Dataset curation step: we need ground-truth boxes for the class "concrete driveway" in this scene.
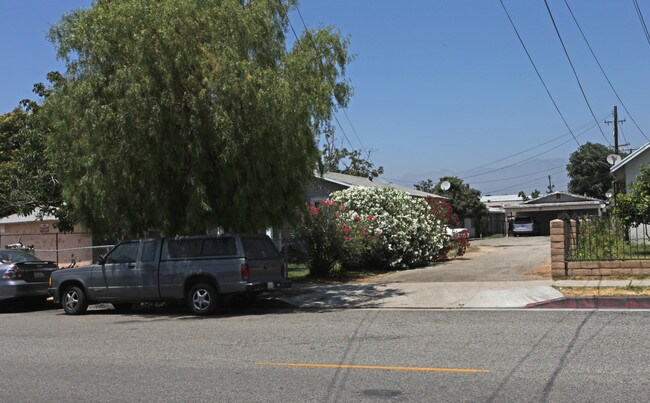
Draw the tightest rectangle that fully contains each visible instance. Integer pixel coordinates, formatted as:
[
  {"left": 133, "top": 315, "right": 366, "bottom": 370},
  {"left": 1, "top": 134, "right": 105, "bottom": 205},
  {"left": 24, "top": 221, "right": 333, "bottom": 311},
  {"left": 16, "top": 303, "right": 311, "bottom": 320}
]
[{"left": 363, "top": 236, "right": 551, "bottom": 283}]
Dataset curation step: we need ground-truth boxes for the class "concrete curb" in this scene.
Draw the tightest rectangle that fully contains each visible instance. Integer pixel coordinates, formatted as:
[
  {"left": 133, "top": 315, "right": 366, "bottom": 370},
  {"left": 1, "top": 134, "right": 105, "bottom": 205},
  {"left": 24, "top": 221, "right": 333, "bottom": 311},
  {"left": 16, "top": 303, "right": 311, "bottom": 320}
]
[{"left": 527, "top": 296, "right": 650, "bottom": 309}]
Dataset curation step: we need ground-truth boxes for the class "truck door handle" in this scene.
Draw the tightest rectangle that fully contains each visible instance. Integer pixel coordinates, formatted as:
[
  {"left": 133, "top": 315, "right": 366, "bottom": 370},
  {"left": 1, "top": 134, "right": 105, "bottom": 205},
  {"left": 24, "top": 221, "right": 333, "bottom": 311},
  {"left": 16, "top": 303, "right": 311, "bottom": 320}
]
[
  {"left": 263, "top": 265, "right": 269, "bottom": 270},
  {"left": 127, "top": 263, "right": 136, "bottom": 269}
]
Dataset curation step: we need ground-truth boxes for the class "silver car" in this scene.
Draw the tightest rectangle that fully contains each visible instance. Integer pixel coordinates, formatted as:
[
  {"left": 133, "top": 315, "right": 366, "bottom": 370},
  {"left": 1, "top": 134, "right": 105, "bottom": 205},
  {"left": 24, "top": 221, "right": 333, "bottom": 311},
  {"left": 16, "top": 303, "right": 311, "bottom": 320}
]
[
  {"left": 512, "top": 216, "right": 540, "bottom": 236},
  {"left": 0, "top": 249, "right": 58, "bottom": 304}
]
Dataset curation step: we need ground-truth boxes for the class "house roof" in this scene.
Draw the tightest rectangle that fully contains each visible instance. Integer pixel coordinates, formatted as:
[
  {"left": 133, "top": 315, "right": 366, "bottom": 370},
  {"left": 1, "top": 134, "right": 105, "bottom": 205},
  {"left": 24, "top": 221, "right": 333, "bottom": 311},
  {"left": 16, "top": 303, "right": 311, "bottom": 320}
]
[
  {"left": 0, "top": 211, "right": 57, "bottom": 224},
  {"left": 521, "top": 191, "right": 603, "bottom": 205},
  {"left": 317, "top": 172, "right": 446, "bottom": 199},
  {"left": 503, "top": 191, "right": 604, "bottom": 212},
  {"left": 481, "top": 194, "right": 524, "bottom": 204},
  {"left": 610, "top": 142, "right": 650, "bottom": 174}
]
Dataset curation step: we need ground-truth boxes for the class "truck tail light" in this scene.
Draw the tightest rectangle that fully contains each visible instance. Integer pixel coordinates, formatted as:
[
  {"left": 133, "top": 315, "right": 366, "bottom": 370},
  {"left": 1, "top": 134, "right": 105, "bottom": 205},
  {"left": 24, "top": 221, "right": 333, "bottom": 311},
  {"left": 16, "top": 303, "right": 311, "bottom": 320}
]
[
  {"left": 281, "top": 263, "right": 287, "bottom": 279},
  {"left": 2, "top": 266, "right": 21, "bottom": 279},
  {"left": 241, "top": 263, "right": 249, "bottom": 281}
]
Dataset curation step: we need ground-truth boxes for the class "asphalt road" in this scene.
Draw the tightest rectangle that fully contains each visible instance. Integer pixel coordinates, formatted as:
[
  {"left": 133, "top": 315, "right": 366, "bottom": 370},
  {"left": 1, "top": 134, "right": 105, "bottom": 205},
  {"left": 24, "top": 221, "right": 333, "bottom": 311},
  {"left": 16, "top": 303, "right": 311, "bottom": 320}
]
[
  {"left": 2, "top": 303, "right": 649, "bottom": 402},
  {"left": 370, "top": 236, "right": 551, "bottom": 283}
]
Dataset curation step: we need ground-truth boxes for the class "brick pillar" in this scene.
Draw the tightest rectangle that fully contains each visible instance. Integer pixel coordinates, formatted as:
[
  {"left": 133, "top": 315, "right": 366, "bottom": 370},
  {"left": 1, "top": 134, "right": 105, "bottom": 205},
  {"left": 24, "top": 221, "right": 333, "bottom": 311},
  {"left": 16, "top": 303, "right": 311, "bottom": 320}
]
[{"left": 550, "top": 219, "right": 566, "bottom": 277}]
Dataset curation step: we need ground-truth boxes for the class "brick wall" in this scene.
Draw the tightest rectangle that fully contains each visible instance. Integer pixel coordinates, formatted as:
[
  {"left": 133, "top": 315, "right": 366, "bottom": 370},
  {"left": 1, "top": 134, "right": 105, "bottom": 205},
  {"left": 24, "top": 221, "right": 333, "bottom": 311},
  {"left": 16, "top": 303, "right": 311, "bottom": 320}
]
[{"left": 550, "top": 219, "right": 650, "bottom": 277}]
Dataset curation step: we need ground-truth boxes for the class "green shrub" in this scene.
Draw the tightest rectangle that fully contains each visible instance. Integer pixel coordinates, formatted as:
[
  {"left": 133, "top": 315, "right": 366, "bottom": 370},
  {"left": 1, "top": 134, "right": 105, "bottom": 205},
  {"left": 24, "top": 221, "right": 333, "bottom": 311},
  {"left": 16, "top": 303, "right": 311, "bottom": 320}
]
[{"left": 295, "top": 200, "right": 345, "bottom": 277}]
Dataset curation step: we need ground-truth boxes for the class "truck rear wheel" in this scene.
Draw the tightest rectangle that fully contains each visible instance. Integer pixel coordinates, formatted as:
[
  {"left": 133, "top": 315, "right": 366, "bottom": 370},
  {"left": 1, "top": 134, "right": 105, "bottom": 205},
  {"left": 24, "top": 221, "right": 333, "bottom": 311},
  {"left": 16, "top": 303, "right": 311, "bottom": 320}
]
[{"left": 187, "top": 283, "right": 218, "bottom": 315}]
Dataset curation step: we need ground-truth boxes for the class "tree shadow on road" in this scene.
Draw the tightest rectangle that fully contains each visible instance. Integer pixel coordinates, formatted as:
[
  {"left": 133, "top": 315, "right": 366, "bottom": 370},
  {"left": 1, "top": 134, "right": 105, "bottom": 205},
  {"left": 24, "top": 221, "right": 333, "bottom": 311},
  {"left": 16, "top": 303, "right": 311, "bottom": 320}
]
[
  {"left": 280, "top": 283, "right": 408, "bottom": 309},
  {"left": 42, "top": 284, "right": 407, "bottom": 322}
]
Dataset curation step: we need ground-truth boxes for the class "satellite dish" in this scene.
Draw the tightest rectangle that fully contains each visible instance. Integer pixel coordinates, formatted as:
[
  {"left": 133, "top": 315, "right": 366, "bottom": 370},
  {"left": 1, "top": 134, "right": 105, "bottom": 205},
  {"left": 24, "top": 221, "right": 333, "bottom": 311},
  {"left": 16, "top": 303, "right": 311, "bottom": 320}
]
[
  {"left": 440, "top": 181, "right": 451, "bottom": 191},
  {"left": 607, "top": 154, "right": 622, "bottom": 166}
]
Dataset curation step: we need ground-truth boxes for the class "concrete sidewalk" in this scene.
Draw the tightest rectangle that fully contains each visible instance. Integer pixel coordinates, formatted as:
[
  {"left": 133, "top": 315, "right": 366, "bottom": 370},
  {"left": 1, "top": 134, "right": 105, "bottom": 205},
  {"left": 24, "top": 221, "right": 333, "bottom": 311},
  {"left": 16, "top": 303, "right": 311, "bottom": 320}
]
[{"left": 280, "top": 280, "right": 650, "bottom": 310}]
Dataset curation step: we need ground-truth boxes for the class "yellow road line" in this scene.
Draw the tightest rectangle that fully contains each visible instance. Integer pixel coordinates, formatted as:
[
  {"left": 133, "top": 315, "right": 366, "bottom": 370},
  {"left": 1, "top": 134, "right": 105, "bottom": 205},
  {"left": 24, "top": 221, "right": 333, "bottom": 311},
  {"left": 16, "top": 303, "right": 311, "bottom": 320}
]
[{"left": 256, "top": 362, "right": 491, "bottom": 373}]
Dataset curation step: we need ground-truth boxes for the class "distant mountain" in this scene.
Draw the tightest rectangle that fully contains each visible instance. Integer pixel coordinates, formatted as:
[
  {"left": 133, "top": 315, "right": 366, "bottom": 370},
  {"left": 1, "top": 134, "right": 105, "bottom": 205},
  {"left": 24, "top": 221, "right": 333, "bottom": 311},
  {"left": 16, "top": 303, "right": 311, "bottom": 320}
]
[{"left": 393, "top": 158, "right": 569, "bottom": 196}]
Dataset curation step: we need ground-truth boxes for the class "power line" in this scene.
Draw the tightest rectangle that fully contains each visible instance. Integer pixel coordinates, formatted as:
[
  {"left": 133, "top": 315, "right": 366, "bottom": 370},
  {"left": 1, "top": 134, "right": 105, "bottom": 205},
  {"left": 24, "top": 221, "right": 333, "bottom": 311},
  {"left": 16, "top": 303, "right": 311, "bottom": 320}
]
[
  {"left": 619, "top": 121, "right": 630, "bottom": 149},
  {"left": 383, "top": 117, "right": 604, "bottom": 186},
  {"left": 457, "top": 116, "right": 606, "bottom": 176},
  {"left": 563, "top": 0, "right": 649, "bottom": 142},
  {"left": 461, "top": 119, "right": 598, "bottom": 180},
  {"left": 483, "top": 167, "right": 568, "bottom": 194},
  {"left": 543, "top": 0, "right": 611, "bottom": 146},
  {"left": 383, "top": 164, "right": 567, "bottom": 186},
  {"left": 295, "top": 5, "right": 372, "bottom": 161},
  {"left": 633, "top": 0, "right": 650, "bottom": 48},
  {"left": 469, "top": 164, "right": 567, "bottom": 184},
  {"left": 499, "top": 0, "right": 580, "bottom": 147},
  {"left": 287, "top": 14, "right": 356, "bottom": 152}
]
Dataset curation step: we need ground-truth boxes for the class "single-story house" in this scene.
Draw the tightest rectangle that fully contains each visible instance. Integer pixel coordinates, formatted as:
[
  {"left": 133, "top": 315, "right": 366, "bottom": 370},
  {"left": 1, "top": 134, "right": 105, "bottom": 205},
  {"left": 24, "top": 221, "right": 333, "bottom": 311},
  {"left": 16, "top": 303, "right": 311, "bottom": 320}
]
[
  {"left": 503, "top": 192, "right": 606, "bottom": 236},
  {"left": 481, "top": 194, "right": 526, "bottom": 236},
  {"left": 270, "top": 172, "right": 450, "bottom": 246},
  {"left": 611, "top": 141, "right": 650, "bottom": 192},
  {"left": 0, "top": 212, "right": 93, "bottom": 267},
  {"left": 307, "top": 171, "right": 445, "bottom": 203},
  {"left": 610, "top": 142, "right": 650, "bottom": 242}
]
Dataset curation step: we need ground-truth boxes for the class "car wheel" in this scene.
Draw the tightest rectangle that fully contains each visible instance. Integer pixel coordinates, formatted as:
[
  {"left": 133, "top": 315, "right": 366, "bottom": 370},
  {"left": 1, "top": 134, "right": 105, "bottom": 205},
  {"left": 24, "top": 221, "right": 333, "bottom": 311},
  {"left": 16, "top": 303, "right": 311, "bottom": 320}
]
[
  {"left": 62, "top": 286, "right": 88, "bottom": 315},
  {"left": 187, "top": 283, "right": 218, "bottom": 315}
]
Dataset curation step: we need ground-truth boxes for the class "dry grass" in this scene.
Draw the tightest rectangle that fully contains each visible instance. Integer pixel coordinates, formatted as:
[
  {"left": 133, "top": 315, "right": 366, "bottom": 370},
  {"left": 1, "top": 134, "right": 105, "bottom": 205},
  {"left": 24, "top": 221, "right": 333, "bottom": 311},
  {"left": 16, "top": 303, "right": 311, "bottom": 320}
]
[
  {"left": 555, "top": 286, "right": 650, "bottom": 297},
  {"left": 525, "top": 263, "right": 551, "bottom": 278}
]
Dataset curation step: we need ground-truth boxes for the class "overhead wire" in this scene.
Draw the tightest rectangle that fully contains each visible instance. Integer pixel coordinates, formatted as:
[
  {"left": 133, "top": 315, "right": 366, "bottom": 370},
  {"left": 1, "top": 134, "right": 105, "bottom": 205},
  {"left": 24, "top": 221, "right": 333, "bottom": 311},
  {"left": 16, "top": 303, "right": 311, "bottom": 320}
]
[
  {"left": 499, "top": 0, "right": 581, "bottom": 147},
  {"left": 457, "top": 115, "right": 606, "bottom": 176},
  {"left": 543, "top": 0, "right": 611, "bottom": 146},
  {"left": 383, "top": 164, "right": 566, "bottom": 186},
  {"left": 633, "top": 0, "right": 650, "bottom": 48},
  {"left": 563, "top": 0, "right": 649, "bottom": 142},
  {"left": 619, "top": 122, "right": 630, "bottom": 149},
  {"left": 483, "top": 166, "right": 568, "bottom": 194},
  {"left": 286, "top": 11, "right": 357, "bottom": 153},
  {"left": 469, "top": 164, "right": 567, "bottom": 184},
  {"left": 461, "top": 119, "right": 598, "bottom": 180},
  {"left": 382, "top": 116, "right": 605, "bottom": 186},
  {"left": 295, "top": 5, "right": 373, "bottom": 161}
]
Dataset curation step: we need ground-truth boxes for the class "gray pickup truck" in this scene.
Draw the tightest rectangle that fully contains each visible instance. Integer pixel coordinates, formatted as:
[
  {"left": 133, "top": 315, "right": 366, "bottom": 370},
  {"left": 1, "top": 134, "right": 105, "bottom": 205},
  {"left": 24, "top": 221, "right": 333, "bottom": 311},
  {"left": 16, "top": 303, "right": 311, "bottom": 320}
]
[{"left": 49, "top": 234, "right": 291, "bottom": 315}]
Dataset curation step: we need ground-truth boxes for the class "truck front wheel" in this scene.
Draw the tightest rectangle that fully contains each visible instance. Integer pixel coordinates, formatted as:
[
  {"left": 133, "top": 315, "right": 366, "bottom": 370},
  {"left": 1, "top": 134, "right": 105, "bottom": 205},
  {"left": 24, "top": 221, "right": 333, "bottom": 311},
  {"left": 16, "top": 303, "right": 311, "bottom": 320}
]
[
  {"left": 187, "top": 283, "right": 218, "bottom": 315},
  {"left": 62, "top": 286, "right": 88, "bottom": 315}
]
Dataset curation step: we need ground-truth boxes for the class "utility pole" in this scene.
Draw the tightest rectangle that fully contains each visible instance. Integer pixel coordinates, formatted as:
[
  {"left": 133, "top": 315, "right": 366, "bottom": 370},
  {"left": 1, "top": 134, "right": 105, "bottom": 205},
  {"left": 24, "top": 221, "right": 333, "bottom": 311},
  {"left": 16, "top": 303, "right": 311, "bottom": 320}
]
[
  {"left": 614, "top": 105, "right": 619, "bottom": 154},
  {"left": 605, "top": 106, "right": 627, "bottom": 200},
  {"left": 547, "top": 175, "right": 555, "bottom": 194},
  {"left": 605, "top": 106, "right": 627, "bottom": 154}
]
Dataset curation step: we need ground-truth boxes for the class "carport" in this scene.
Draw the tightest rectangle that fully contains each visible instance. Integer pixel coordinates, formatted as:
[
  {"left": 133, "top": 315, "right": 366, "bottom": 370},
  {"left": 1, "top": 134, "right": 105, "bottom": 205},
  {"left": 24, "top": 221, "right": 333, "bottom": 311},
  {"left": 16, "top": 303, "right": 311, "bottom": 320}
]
[{"left": 503, "top": 192, "right": 606, "bottom": 236}]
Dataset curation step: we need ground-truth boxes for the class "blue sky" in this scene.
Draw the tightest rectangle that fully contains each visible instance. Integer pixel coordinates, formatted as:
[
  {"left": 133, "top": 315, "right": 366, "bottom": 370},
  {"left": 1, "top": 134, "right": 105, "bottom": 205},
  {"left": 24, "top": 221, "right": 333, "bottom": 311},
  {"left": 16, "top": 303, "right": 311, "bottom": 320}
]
[{"left": 2, "top": 1, "right": 650, "bottom": 194}]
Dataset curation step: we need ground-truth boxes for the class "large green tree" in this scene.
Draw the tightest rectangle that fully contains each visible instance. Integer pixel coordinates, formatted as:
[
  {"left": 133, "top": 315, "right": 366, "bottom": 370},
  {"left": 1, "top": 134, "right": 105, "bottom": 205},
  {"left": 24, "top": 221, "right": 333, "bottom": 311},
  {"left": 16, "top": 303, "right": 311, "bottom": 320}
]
[
  {"left": 0, "top": 75, "right": 75, "bottom": 231},
  {"left": 43, "top": 0, "right": 352, "bottom": 238},
  {"left": 0, "top": 80, "right": 70, "bottom": 226},
  {"left": 414, "top": 176, "right": 488, "bottom": 224},
  {"left": 0, "top": 107, "right": 28, "bottom": 217},
  {"left": 567, "top": 142, "right": 614, "bottom": 199}
]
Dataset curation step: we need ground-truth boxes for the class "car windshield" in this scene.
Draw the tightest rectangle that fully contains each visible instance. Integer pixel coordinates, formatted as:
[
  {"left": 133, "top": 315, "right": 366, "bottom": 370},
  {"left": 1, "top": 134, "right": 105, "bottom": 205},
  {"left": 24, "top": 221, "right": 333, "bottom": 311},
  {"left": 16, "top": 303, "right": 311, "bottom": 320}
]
[
  {"left": 0, "top": 250, "right": 42, "bottom": 264},
  {"left": 514, "top": 218, "right": 532, "bottom": 224}
]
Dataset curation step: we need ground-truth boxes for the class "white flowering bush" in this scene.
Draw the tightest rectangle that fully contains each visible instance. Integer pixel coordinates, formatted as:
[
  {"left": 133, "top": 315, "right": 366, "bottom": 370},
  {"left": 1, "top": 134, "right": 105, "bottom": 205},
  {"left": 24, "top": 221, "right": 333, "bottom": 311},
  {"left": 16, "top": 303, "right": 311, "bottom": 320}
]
[{"left": 330, "top": 187, "right": 449, "bottom": 269}]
